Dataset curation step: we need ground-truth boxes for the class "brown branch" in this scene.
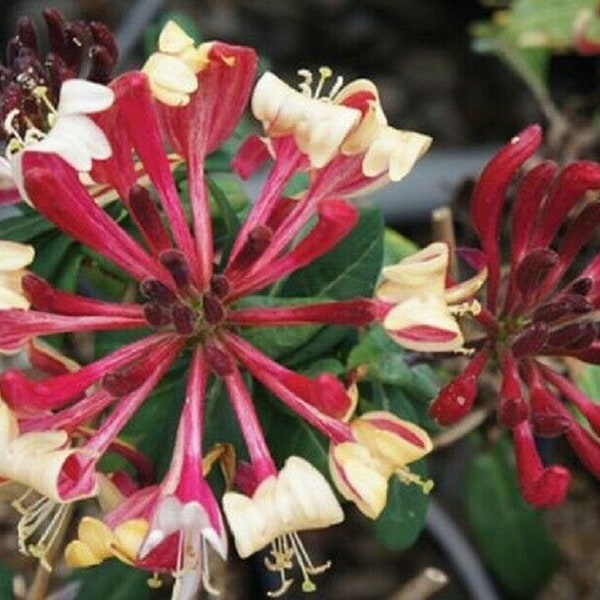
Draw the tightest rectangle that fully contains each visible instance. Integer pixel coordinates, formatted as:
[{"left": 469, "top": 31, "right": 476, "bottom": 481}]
[{"left": 389, "top": 567, "right": 449, "bottom": 600}]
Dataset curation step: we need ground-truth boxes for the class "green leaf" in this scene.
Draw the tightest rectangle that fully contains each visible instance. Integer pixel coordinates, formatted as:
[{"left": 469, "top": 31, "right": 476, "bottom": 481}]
[
  {"left": 72, "top": 559, "right": 160, "bottom": 600},
  {"left": 383, "top": 227, "right": 418, "bottom": 266},
  {"left": 206, "top": 175, "right": 244, "bottom": 264},
  {"left": 235, "top": 295, "right": 331, "bottom": 361},
  {"left": 281, "top": 205, "right": 384, "bottom": 300},
  {"left": 572, "top": 363, "right": 600, "bottom": 402},
  {"left": 349, "top": 327, "right": 440, "bottom": 403},
  {"left": 0, "top": 565, "right": 13, "bottom": 599},
  {"left": 0, "top": 211, "right": 55, "bottom": 241},
  {"left": 257, "top": 391, "right": 329, "bottom": 474},
  {"left": 372, "top": 460, "right": 430, "bottom": 551},
  {"left": 30, "top": 233, "right": 74, "bottom": 282},
  {"left": 120, "top": 363, "right": 187, "bottom": 478},
  {"left": 472, "top": 0, "right": 600, "bottom": 52},
  {"left": 465, "top": 435, "right": 560, "bottom": 598}
]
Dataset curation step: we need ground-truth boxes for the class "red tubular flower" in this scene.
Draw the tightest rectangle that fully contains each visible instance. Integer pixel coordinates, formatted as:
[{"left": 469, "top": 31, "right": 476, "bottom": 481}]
[
  {"left": 432, "top": 125, "right": 600, "bottom": 507},
  {"left": 0, "top": 19, "right": 432, "bottom": 596}
]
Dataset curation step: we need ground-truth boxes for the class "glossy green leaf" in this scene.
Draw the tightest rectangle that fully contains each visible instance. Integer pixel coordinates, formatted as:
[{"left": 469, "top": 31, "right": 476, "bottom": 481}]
[
  {"left": 0, "top": 211, "right": 55, "bottom": 241},
  {"left": 257, "top": 391, "right": 329, "bottom": 475},
  {"left": 281, "top": 205, "right": 384, "bottom": 300},
  {"left": 72, "top": 559, "right": 161, "bottom": 600},
  {"left": 372, "top": 460, "right": 430, "bottom": 551},
  {"left": 349, "top": 327, "right": 440, "bottom": 403},
  {"left": 465, "top": 436, "right": 560, "bottom": 598},
  {"left": 382, "top": 227, "right": 418, "bottom": 266}
]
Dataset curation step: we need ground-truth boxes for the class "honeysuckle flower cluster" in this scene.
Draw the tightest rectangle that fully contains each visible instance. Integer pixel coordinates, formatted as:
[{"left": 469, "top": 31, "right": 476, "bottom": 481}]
[
  {"left": 429, "top": 124, "right": 600, "bottom": 508},
  {"left": 0, "top": 9, "right": 118, "bottom": 204},
  {"left": 0, "top": 17, "right": 448, "bottom": 598}
]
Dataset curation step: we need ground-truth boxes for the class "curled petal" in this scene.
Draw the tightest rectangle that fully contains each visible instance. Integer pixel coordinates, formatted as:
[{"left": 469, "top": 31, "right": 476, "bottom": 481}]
[
  {"left": 252, "top": 71, "right": 361, "bottom": 168},
  {"left": 383, "top": 295, "right": 466, "bottom": 353},
  {"left": 223, "top": 456, "right": 343, "bottom": 558},
  {"left": 0, "top": 400, "right": 97, "bottom": 502},
  {"left": 351, "top": 411, "right": 432, "bottom": 466},
  {"left": 361, "top": 126, "right": 431, "bottom": 181},
  {"left": 329, "top": 441, "right": 389, "bottom": 519}
]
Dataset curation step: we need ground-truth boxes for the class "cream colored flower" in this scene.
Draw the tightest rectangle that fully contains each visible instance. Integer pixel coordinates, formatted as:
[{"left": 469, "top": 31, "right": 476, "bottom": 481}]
[
  {"left": 0, "top": 399, "right": 96, "bottom": 502},
  {"left": 0, "top": 241, "right": 34, "bottom": 310},
  {"left": 252, "top": 71, "right": 362, "bottom": 168},
  {"left": 329, "top": 411, "right": 433, "bottom": 520},
  {"left": 142, "top": 21, "right": 212, "bottom": 106},
  {"left": 223, "top": 456, "right": 342, "bottom": 595},
  {"left": 2, "top": 79, "right": 114, "bottom": 203},
  {"left": 377, "top": 243, "right": 485, "bottom": 353},
  {"left": 223, "top": 456, "right": 343, "bottom": 559},
  {"left": 251, "top": 68, "right": 432, "bottom": 178}
]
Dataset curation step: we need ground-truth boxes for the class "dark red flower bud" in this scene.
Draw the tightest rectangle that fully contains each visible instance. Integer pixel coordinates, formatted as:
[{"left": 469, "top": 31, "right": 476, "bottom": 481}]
[
  {"left": 206, "top": 343, "right": 235, "bottom": 376},
  {"left": 210, "top": 274, "right": 230, "bottom": 299},
  {"left": 203, "top": 292, "right": 225, "bottom": 325},
  {"left": 103, "top": 360, "right": 151, "bottom": 396},
  {"left": 159, "top": 249, "right": 193, "bottom": 292},
  {"left": 529, "top": 381, "right": 570, "bottom": 438},
  {"left": 143, "top": 302, "right": 172, "bottom": 327},
  {"left": 568, "top": 277, "right": 593, "bottom": 296},
  {"left": 172, "top": 304, "right": 196, "bottom": 335},
  {"left": 545, "top": 322, "right": 598, "bottom": 352},
  {"left": 89, "top": 21, "right": 118, "bottom": 63},
  {"left": 16, "top": 16, "right": 38, "bottom": 53},
  {"left": 498, "top": 351, "right": 529, "bottom": 428},
  {"left": 514, "top": 248, "right": 559, "bottom": 297},
  {"left": 429, "top": 350, "right": 489, "bottom": 425},
  {"left": 511, "top": 322, "right": 549, "bottom": 358},
  {"left": 129, "top": 184, "right": 172, "bottom": 255},
  {"left": 228, "top": 225, "right": 272, "bottom": 271},
  {"left": 533, "top": 295, "right": 591, "bottom": 323},
  {"left": 140, "top": 278, "right": 178, "bottom": 305}
]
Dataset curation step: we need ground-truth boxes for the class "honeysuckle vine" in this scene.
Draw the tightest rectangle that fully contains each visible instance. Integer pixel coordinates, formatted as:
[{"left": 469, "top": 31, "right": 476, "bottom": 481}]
[
  {"left": 430, "top": 125, "right": 600, "bottom": 508},
  {"left": 0, "top": 16, "right": 448, "bottom": 599},
  {"left": 5, "top": 6, "right": 600, "bottom": 599}
]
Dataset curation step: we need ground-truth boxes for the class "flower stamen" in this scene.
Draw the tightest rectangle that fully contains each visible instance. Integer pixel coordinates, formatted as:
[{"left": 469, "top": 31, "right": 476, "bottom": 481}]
[
  {"left": 264, "top": 532, "right": 331, "bottom": 597},
  {"left": 12, "top": 489, "right": 71, "bottom": 571},
  {"left": 297, "top": 66, "right": 344, "bottom": 101},
  {"left": 396, "top": 467, "right": 435, "bottom": 494}
]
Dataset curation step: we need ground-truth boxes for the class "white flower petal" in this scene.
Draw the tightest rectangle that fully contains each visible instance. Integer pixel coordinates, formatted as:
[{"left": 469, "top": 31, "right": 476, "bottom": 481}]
[
  {"left": 0, "top": 241, "right": 34, "bottom": 270},
  {"left": 57, "top": 79, "right": 115, "bottom": 115}
]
